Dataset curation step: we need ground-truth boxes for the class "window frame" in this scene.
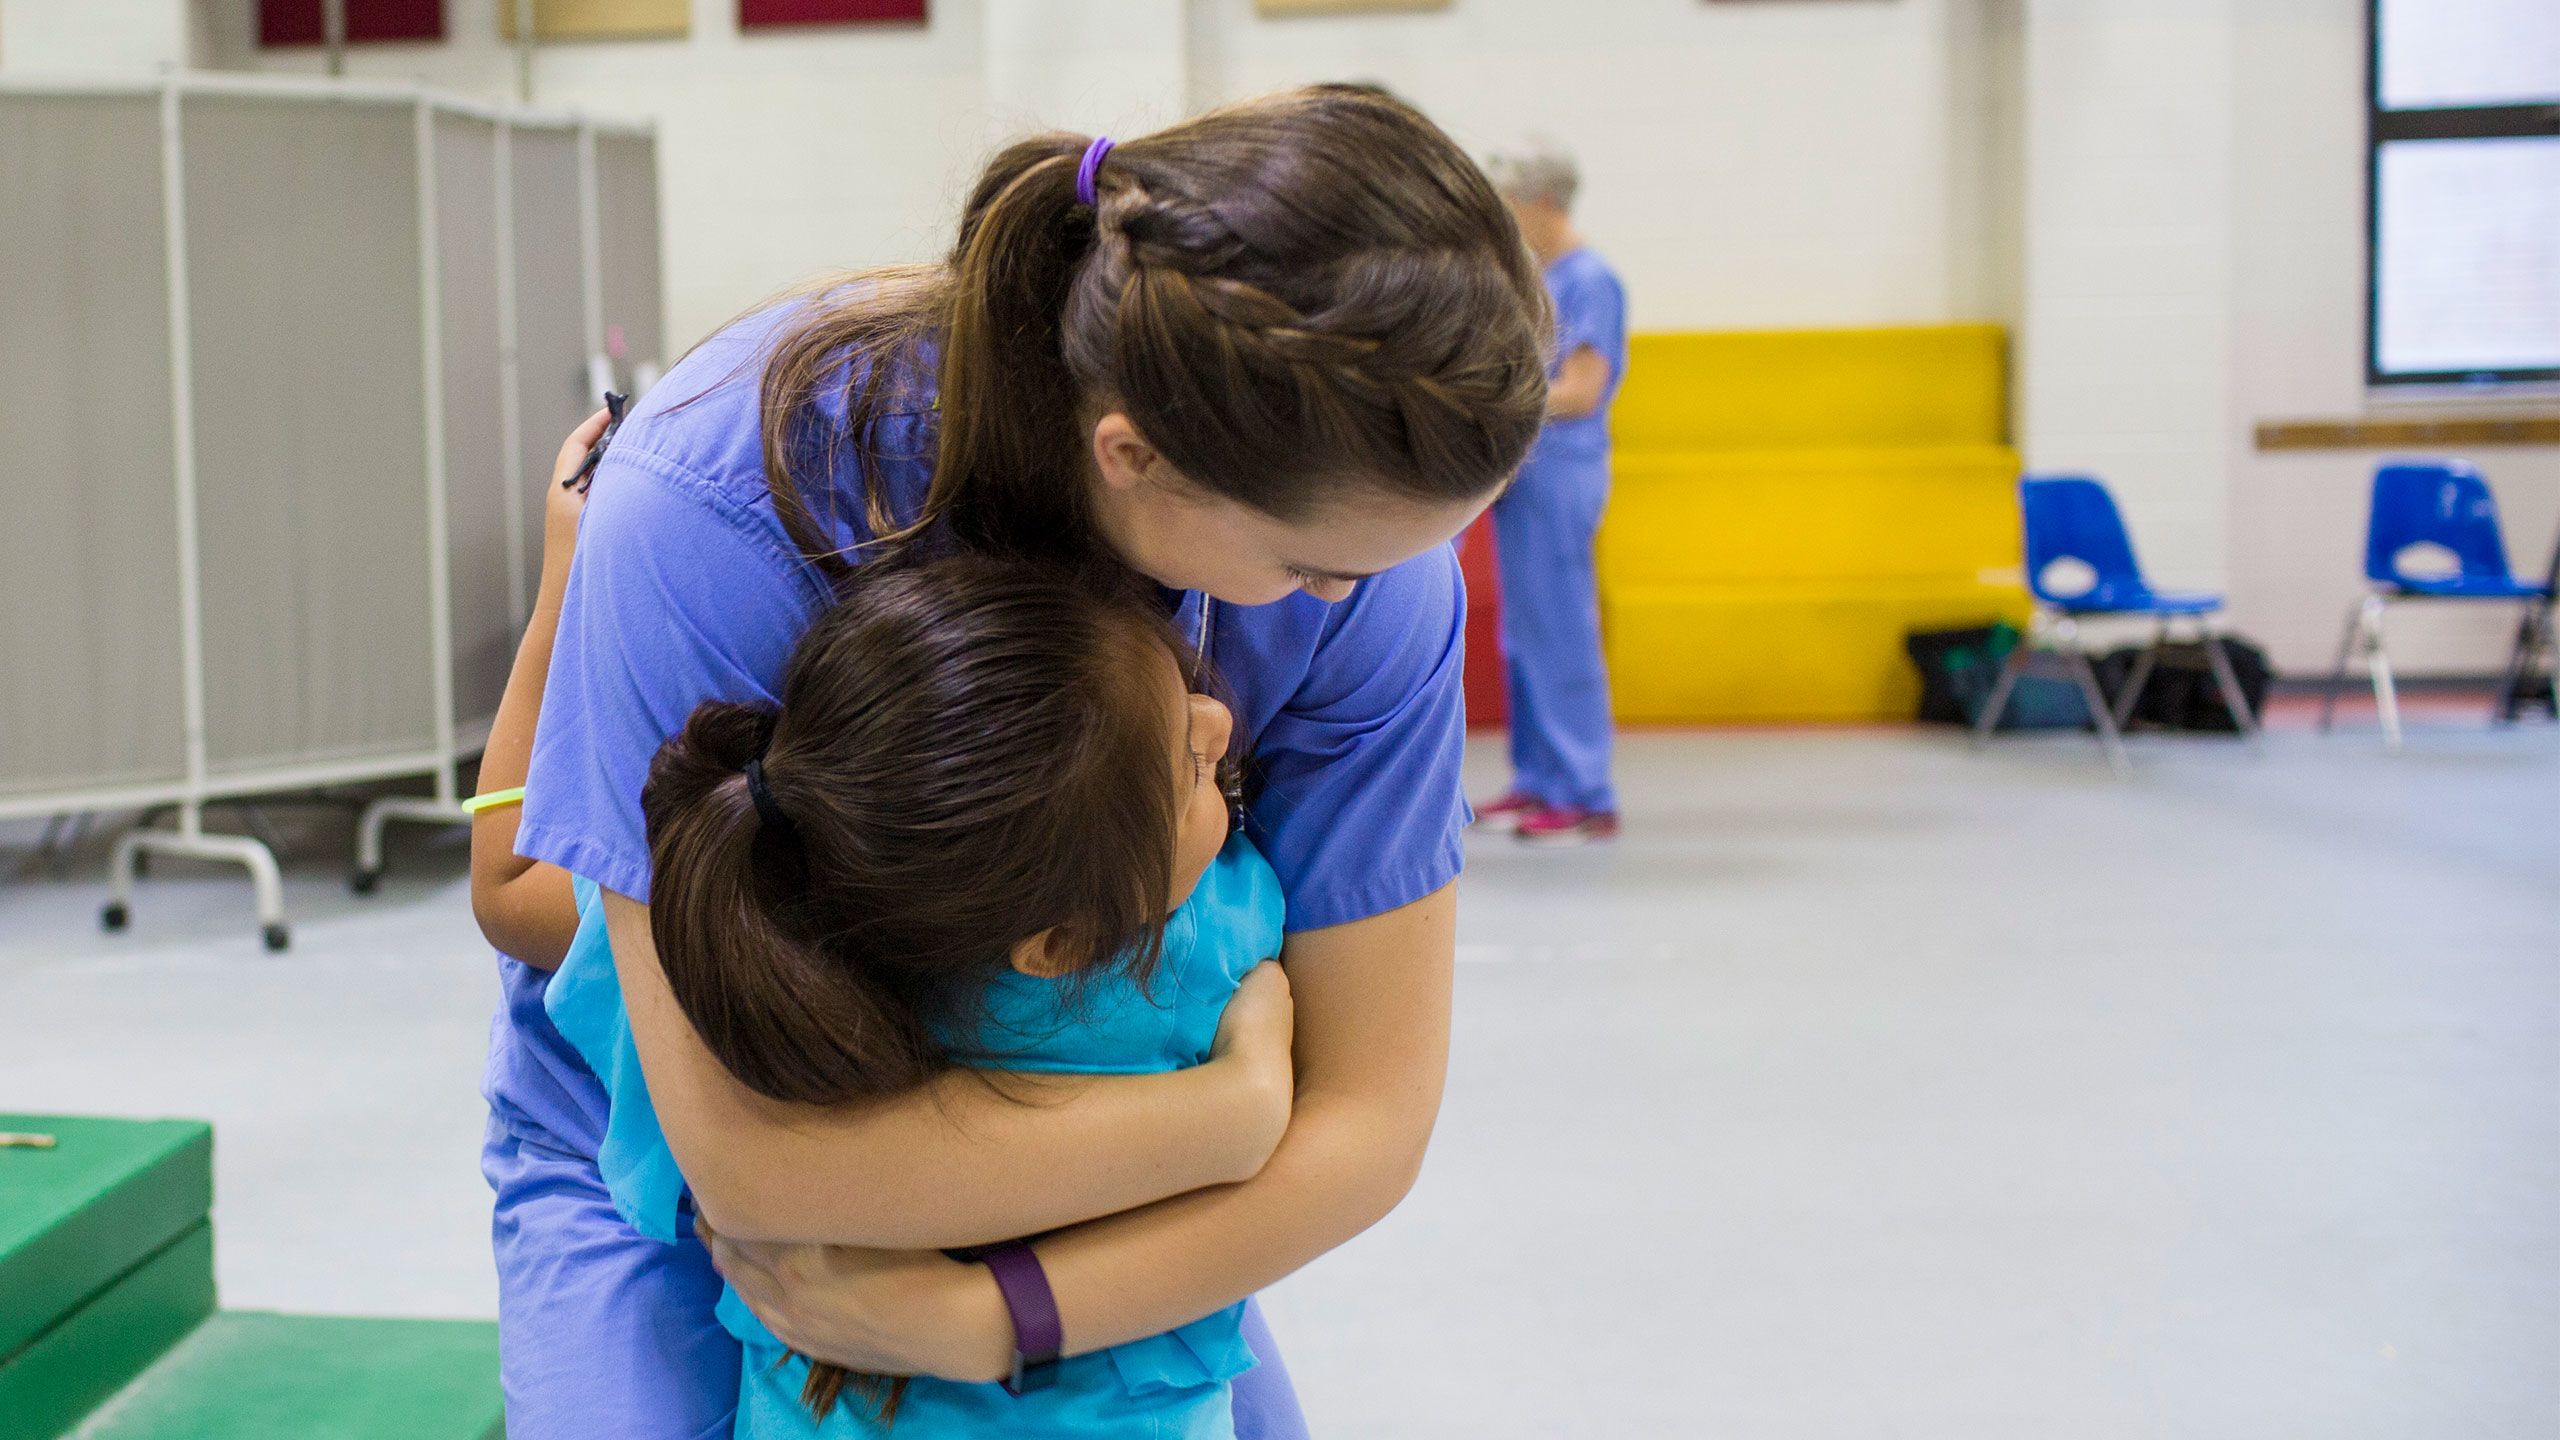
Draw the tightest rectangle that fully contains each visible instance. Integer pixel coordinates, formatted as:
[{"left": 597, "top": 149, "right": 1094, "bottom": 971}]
[{"left": 2365, "top": 0, "right": 2560, "bottom": 388}]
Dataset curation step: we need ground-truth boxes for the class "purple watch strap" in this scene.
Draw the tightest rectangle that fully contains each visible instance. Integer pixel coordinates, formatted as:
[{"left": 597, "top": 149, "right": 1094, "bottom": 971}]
[{"left": 976, "top": 1240, "right": 1063, "bottom": 1395}]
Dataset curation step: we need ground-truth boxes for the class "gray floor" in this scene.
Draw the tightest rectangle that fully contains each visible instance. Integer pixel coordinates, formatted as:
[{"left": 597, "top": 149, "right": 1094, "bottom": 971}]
[{"left": 4, "top": 726, "right": 2555, "bottom": 1437}]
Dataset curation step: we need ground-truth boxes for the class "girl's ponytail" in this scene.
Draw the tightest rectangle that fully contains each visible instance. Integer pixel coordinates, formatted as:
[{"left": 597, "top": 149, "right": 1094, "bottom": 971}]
[{"left": 642, "top": 700, "right": 940, "bottom": 1107}]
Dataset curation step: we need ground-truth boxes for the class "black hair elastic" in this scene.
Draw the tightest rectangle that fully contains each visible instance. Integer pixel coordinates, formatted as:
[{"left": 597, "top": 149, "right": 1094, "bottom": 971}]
[{"left": 742, "top": 758, "right": 795, "bottom": 842}]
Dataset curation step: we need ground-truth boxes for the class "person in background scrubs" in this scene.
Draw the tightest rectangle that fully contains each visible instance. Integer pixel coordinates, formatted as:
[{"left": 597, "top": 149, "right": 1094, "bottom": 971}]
[{"left": 1477, "top": 139, "right": 1627, "bottom": 846}]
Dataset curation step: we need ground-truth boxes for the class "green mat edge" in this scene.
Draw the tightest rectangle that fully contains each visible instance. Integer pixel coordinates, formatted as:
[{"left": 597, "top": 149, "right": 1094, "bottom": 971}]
[
  {"left": 0, "top": 1222, "right": 215, "bottom": 1440},
  {"left": 0, "top": 1117, "right": 213, "bottom": 1366},
  {"left": 70, "top": 1311, "right": 504, "bottom": 1440}
]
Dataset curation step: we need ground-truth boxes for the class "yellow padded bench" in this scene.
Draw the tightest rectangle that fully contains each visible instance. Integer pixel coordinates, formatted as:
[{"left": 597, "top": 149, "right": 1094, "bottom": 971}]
[{"left": 1599, "top": 324, "right": 2026, "bottom": 722}]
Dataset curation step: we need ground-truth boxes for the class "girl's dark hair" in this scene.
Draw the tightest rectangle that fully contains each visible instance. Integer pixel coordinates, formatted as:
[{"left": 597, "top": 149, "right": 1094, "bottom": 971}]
[
  {"left": 641, "top": 556, "right": 1190, "bottom": 1418},
  {"left": 645, "top": 556, "right": 1185, "bottom": 1105},
  {"left": 758, "top": 83, "right": 1553, "bottom": 580}
]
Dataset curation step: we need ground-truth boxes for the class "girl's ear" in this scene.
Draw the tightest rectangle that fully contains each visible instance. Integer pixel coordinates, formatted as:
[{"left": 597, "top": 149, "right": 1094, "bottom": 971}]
[
  {"left": 1090, "top": 412, "right": 1160, "bottom": 494},
  {"left": 1008, "top": 927, "right": 1078, "bottom": 978}
]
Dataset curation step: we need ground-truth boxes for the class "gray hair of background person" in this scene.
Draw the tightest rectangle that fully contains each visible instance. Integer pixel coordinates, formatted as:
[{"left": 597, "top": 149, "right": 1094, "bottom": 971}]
[{"left": 1484, "top": 139, "right": 1579, "bottom": 212}]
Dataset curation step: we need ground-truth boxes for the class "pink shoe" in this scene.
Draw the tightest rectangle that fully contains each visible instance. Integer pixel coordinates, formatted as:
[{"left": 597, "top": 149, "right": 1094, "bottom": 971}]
[
  {"left": 1470, "top": 790, "right": 1540, "bottom": 832},
  {"left": 1515, "top": 805, "right": 1621, "bottom": 847}
]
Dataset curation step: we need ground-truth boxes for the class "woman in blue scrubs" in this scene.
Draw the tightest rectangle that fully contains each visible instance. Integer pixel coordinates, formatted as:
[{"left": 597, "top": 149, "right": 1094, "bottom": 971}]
[
  {"left": 478, "top": 87, "right": 1552, "bottom": 1440},
  {"left": 1476, "top": 140, "right": 1627, "bottom": 846}
]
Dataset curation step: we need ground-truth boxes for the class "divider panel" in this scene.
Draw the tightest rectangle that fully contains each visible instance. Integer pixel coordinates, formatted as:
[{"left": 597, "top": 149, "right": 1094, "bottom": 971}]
[{"left": 182, "top": 93, "right": 436, "bottom": 776}]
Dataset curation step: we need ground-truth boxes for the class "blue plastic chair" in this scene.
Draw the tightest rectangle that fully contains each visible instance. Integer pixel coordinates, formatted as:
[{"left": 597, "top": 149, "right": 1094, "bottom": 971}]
[
  {"left": 1975, "top": 474, "right": 2259, "bottom": 771},
  {"left": 2320, "top": 460, "right": 2558, "bottom": 749}
]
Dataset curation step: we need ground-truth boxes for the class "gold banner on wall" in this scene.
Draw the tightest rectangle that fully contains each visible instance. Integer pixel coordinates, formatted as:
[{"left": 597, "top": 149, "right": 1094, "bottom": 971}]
[
  {"left": 499, "top": 0, "right": 690, "bottom": 40},
  {"left": 1254, "top": 0, "right": 1449, "bottom": 14}
]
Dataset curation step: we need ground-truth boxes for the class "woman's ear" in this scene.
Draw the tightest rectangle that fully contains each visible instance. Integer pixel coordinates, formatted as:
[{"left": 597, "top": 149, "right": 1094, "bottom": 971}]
[
  {"left": 1008, "top": 927, "right": 1078, "bottom": 978},
  {"left": 1090, "top": 412, "right": 1160, "bottom": 494}
]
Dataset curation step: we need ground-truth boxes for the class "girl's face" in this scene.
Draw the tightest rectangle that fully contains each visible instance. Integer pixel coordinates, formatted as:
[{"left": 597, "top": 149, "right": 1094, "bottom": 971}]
[
  {"left": 1161, "top": 650, "right": 1238, "bottom": 909},
  {"left": 1006, "top": 644, "right": 1235, "bottom": 982},
  {"left": 1087, "top": 413, "right": 1493, "bottom": 607}
]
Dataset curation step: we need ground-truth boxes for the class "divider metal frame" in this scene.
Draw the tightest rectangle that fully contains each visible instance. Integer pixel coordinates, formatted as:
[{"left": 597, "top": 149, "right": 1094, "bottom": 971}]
[{"left": 0, "top": 73, "right": 660, "bottom": 948}]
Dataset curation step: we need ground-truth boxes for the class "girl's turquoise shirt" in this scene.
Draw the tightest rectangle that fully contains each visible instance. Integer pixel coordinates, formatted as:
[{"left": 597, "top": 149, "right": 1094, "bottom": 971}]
[{"left": 545, "top": 832, "right": 1287, "bottom": 1439}]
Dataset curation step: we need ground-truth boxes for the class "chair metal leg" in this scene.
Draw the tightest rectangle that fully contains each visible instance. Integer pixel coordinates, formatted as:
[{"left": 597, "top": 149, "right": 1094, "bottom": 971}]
[
  {"left": 2540, "top": 598, "right": 2560, "bottom": 721},
  {"left": 2363, "top": 597, "right": 2402, "bottom": 753},
  {"left": 1970, "top": 643, "right": 2029, "bottom": 750},
  {"left": 2318, "top": 598, "right": 2362, "bottom": 733},
  {"left": 2057, "top": 626, "right": 2130, "bottom": 775},
  {"left": 2495, "top": 598, "right": 2557, "bottom": 725},
  {"left": 2201, "top": 628, "right": 2261, "bottom": 743},
  {"left": 2112, "top": 631, "right": 2161, "bottom": 731}
]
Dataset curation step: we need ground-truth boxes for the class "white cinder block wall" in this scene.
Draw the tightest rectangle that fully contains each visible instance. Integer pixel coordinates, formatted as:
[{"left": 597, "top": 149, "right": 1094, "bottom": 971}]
[
  {"left": 173, "top": 0, "right": 1985, "bottom": 346},
  {"left": 7, "top": 0, "right": 2550, "bottom": 676},
  {"left": 2012, "top": 0, "right": 2240, "bottom": 612},
  {"left": 2001, "top": 0, "right": 2557, "bottom": 674},
  {"left": 2224, "top": 0, "right": 2560, "bottom": 676},
  {"left": 1189, "top": 0, "right": 1983, "bottom": 331},
  {"left": 185, "top": 3, "right": 1003, "bottom": 360}
]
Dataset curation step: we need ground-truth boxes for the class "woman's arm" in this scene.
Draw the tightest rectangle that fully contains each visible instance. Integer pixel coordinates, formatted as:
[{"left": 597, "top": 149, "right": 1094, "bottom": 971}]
[
  {"left": 470, "top": 409, "right": 609, "bottom": 969},
  {"left": 603, "top": 891, "right": 1297, "bottom": 1251},
  {"left": 708, "top": 885, "right": 1457, "bottom": 1380},
  {"left": 1546, "top": 345, "right": 1611, "bottom": 420}
]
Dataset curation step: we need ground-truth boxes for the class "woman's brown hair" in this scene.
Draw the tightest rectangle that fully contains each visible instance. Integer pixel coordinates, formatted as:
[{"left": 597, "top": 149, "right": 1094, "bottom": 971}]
[
  {"left": 642, "top": 556, "right": 1191, "bottom": 1419},
  {"left": 757, "top": 84, "right": 1553, "bottom": 579}
]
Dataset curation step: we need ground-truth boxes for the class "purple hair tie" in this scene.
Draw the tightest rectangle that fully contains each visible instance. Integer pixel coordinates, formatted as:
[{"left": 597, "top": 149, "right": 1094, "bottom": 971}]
[{"left": 1076, "top": 136, "right": 1115, "bottom": 207}]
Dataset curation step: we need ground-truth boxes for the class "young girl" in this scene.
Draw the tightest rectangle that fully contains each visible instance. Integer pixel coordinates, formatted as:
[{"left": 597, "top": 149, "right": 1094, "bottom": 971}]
[
  {"left": 479, "top": 443, "right": 1296, "bottom": 1437},
  {"left": 481, "top": 86, "right": 1551, "bottom": 1440}
]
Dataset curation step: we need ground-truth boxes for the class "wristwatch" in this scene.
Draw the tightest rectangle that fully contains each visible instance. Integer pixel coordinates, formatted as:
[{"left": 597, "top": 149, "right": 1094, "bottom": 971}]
[{"left": 956, "top": 1240, "right": 1062, "bottom": 1395}]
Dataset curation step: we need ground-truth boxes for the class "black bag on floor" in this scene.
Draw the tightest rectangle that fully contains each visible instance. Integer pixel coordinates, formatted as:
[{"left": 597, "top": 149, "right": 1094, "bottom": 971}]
[
  {"left": 2093, "top": 637, "right": 2271, "bottom": 732},
  {"left": 1904, "top": 622, "right": 2092, "bottom": 731}
]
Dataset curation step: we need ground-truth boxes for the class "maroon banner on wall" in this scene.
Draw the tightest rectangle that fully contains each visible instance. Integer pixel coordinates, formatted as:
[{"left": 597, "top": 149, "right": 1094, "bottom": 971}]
[
  {"left": 740, "top": 0, "right": 926, "bottom": 27},
  {"left": 259, "top": 0, "right": 444, "bottom": 46}
]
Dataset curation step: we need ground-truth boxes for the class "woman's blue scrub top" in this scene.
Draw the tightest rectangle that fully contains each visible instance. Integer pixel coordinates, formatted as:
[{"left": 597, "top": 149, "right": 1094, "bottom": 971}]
[{"left": 483, "top": 300, "right": 1472, "bottom": 1170}]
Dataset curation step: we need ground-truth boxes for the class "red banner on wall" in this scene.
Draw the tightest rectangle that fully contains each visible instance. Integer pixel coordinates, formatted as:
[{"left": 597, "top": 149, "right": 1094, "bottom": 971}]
[
  {"left": 1458, "top": 514, "right": 1507, "bottom": 729},
  {"left": 740, "top": 0, "right": 926, "bottom": 26},
  {"left": 259, "top": 0, "right": 444, "bottom": 46}
]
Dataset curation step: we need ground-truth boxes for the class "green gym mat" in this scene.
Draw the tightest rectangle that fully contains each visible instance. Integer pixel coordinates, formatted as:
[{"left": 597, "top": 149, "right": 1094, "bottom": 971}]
[
  {"left": 66, "top": 1311, "right": 505, "bottom": 1440},
  {"left": 0, "top": 1224, "right": 215, "bottom": 1440},
  {"left": 0, "top": 1116, "right": 211, "bottom": 1366}
]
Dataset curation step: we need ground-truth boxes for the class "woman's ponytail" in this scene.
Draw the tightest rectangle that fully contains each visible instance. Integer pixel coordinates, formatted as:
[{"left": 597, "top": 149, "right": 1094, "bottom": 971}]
[
  {"left": 642, "top": 700, "right": 940, "bottom": 1107},
  {"left": 925, "top": 133, "right": 1101, "bottom": 561}
]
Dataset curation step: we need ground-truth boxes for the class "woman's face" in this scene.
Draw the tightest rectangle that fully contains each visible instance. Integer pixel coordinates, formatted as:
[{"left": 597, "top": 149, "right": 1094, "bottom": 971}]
[{"left": 1087, "top": 413, "right": 1493, "bottom": 608}]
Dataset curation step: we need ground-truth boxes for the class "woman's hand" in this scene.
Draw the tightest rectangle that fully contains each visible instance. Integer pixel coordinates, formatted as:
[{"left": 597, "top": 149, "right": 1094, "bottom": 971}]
[
  {"left": 1208, "top": 960, "right": 1295, "bottom": 1179},
  {"left": 700, "top": 1220, "right": 1013, "bottom": 1383},
  {"left": 539, "top": 407, "right": 610, "bottom": 595},
  {"left": 696, "top": 966, "right": 1294, "bottom": 1379}
]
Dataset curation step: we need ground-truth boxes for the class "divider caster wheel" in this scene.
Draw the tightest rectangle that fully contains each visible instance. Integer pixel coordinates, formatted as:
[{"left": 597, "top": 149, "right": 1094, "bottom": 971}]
[
  {"left": 350, "top": 868, "right": 382, "bottom": 896},
  {"left": 263, "top": 923, "right": 291, "bottom": 953},
  {"left": 101, "top": 901, "right": 130, "bottom": 933}
]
